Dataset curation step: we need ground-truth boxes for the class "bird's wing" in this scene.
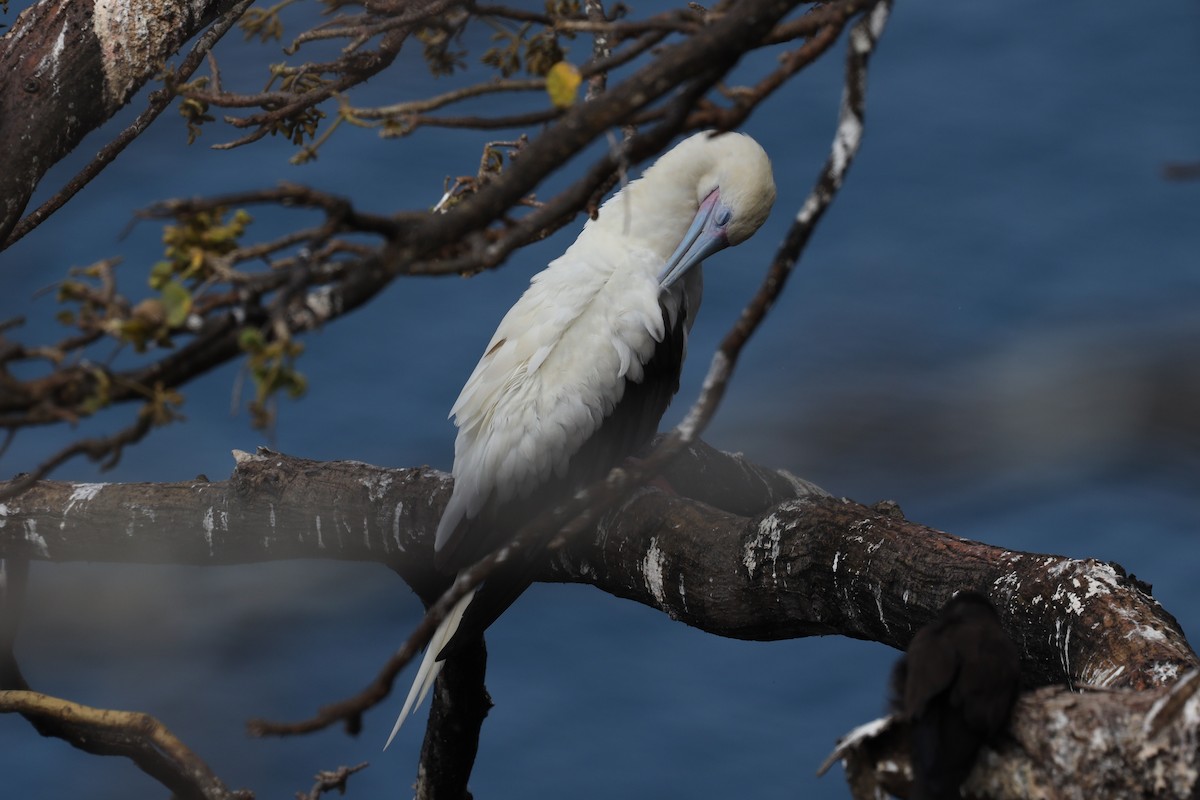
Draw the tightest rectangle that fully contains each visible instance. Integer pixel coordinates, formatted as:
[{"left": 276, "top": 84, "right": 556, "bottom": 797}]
[
  {"left": 951, "top": 624, "right": 1022, "bottom": 736},
  {"left": 434, "top": 246, "right": 670, "bottom": 569},
  {"left": 902, "top": 623, "right": 961, "bottom": 717}
]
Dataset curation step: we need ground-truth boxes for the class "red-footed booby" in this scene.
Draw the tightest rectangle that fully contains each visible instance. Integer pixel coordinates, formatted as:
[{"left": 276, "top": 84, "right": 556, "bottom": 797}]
[{"left": 387, "top": 131, "right": 775, "bottom": 748}]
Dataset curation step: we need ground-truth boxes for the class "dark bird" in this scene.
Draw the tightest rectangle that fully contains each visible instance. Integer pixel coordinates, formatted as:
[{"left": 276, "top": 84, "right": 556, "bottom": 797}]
[
  {"left": 890, "top": 591, "right": 1021, "bottom": 800},
  {"left": 385, "top": 131, "right": 776, "bottom": 747}
]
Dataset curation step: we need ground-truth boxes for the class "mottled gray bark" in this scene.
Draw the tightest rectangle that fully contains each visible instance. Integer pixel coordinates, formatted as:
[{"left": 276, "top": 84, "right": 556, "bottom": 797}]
[{"left": 828, "top": 673, "right": 1200, "bottom": 799}]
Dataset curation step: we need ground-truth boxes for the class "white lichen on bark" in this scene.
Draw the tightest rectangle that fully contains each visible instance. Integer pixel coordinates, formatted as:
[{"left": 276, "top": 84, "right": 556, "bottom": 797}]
[{"left": 91, "top": 0, "right": 209, "bottom": 106}]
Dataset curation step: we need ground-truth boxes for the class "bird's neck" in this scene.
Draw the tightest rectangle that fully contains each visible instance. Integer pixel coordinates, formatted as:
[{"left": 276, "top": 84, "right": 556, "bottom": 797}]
[{"left": 589, "top": 173, "right": 702, "bottom": 263}]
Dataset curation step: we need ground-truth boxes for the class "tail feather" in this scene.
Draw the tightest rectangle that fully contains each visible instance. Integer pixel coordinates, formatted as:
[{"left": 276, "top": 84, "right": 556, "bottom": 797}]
[{"left": 384, "top": 589, "right": 476, "bottom": 750}]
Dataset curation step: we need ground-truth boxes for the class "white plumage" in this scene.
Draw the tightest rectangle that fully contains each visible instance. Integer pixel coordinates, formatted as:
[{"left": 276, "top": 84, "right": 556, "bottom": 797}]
[
  {"left": 387, "top": 131, "right": 775, "bottom": 749},
  {"left": 443, "top": 245, "right": 681, "bottom": 526}
]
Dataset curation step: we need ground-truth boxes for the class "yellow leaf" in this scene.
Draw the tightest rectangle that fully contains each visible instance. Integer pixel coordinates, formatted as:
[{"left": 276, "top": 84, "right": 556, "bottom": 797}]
[{"left": 546, "top": 61, "right": 581, "bottom": 109}]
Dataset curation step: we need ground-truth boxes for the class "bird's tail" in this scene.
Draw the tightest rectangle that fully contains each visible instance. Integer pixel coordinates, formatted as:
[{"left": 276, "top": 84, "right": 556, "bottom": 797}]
[{"left": 383, "top": 588, "right": 476, "bottom": 750}]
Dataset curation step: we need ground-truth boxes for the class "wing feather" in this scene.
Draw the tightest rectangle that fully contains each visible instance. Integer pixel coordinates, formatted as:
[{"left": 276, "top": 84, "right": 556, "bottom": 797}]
[{"left": 434, "top": 243, "right": 696, "bottom": 576}]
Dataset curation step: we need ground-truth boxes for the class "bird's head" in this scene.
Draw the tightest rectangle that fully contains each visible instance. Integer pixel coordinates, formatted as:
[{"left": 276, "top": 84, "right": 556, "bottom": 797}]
[{"left": 655, "top": 131, "right": 776, "bottom": 288}]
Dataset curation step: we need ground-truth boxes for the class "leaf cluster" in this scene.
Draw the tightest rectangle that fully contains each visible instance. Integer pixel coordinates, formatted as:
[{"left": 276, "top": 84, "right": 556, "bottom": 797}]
[
  {"left": 153, "top": 208, "right": 253, "bottom": 288},
  {"left": 238, "top": 327, "right": 308, "bottom": 429},
  {"left": 417, "top": 23, "right": 469, "bottom": 77},
  {"left": 177, "top": 77, "right": 216, "bottom": 145},
  {"left": 481, "top": 22, "right": 570, "bottom": 78},
  {"left": 44, "top": 210, "right": 249, "bottom": 427},
  {"left": 240, "top": 0, "right": 291, "bottom": 43},
  {"left": 480, "top": 2, "right": 581, "bottom": 79}
]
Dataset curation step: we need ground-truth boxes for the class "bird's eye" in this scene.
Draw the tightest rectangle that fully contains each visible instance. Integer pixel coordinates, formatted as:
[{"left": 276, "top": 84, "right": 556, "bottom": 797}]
[{"left": 715, "top": 207, "right": 733, "bottom": 227}]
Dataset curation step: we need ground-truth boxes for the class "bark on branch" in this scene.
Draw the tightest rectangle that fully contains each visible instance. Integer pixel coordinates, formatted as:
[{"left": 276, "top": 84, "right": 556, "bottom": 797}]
[
  {"left": 1, "top": 444, "right": 1196, "bottom": 797},
  {"left": 2, "top": 444, "right": 1189, "bottom": 687},
  {"left": 0, "top": 0, "right": 243, "bottom": 241},
  {"left": 825, "top": 673, "right": 1200, "bottom": 799}
]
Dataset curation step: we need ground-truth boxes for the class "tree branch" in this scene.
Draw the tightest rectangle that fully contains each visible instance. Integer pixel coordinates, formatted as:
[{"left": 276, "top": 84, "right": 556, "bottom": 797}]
[
  {"left": 0, "top": 689, "right": 250, "bottom": 800},
  {"left": 294, "top": 762, "right": 369, "bottom": 800},
  {"left": 0, "top": 445, "right": 1191, "bottom": 690},
  {"left": 0, "top": 0, "right": 244, "bottom": 243},
  {"left": 825, "top": 674, "right": 1200, "bottom": 799},
  {"left": 0, "top": 0, "right": 255, "bottom": 249},
  {"left": 2, "top": 444, "right": 1196, "bottom": 796}
]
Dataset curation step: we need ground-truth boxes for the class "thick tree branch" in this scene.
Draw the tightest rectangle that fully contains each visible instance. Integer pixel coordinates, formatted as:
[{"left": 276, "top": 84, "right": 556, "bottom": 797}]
[
  {"left": 1, "top": 0, "right": 256, "bottom": 249},
  {"left": 0, "top": 0, "right": 244, "bottom": 243},
  {"left": 415, "top": 639, "right": 490, "bottom": 800},
  {"left": 2, "top": 446, "right": 1196, "bottom": 797},
  {"left": 0, "top": 445, "right": 1191, "bottom": 691},
  {"left": 825, "top": 674, "right": 1200, "bottom": 799}
]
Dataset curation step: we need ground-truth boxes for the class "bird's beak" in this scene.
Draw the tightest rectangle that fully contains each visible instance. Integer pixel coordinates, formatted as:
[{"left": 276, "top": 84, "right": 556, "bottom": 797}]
[{"left": 658, "top": 189, "right": 731, "bottom": 289}]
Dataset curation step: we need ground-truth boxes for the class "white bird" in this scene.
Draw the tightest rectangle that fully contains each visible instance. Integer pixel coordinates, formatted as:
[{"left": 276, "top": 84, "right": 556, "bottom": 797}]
[{"left": 386, "top": 131, "right": 776, "bottom": 748}]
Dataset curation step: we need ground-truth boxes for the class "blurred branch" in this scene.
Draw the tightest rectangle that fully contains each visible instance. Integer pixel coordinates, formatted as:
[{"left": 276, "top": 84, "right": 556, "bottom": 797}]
[
  {"left": 1163, "top": 161, "right": 1200, "bottom": 181},
  {"left": 295, "top": 762, "right": 369, "bottom": 800},
  {"left": 0, "top": 689, "right": 249, "bottom": 800}
]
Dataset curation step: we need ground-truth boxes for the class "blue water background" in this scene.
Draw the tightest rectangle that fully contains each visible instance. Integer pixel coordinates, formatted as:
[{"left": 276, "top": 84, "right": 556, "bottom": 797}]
[{"left": 2, "top": 2, "right": 1199, "bottom": 797}]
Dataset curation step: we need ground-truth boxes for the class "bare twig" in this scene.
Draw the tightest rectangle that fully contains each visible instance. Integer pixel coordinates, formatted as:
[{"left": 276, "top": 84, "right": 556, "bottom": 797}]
[
  {"left": 585, "top": 0, "right": 613, "bottom": 100},
  {"left": 137, "top": 183, "right": 400, "bottom": 238},
  {"left": 345, "top": 77, "right": 545, "bottom": 120},
  {"left": 295, "top": 762, "right": 369, "bottom": 800},
  {"left": 379, "top": 107, "right": 562, "bottom": 136},
  {"left": 666, "top": 0, "right": 891, "bottom": 447},
  {"left": 0, "top": 404, "right": 159, "bottom": 503}
]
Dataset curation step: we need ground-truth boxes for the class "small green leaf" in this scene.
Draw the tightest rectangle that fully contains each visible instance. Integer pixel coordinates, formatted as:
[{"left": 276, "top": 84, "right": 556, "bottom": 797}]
[
  {"left": 149, "top": 261, "right": 175, "bottom": 290},
  {"left": 239, "top": 327, "right": 265, "bottom": 352},
  {"left": 161, "top": 280, "right": 192, "bottom": 327},
  {"left": 56, "top": 280, "right": 86, "bottom": 302}
]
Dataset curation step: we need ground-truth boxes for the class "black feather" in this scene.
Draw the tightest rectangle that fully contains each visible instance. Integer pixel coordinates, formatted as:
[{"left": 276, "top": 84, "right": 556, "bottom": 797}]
[{"left": 891, "top": 591, "right": 1021, "bottom": 800}]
